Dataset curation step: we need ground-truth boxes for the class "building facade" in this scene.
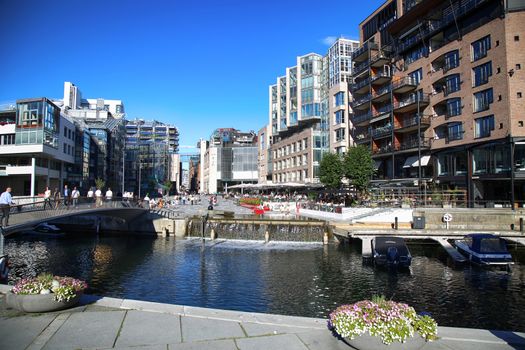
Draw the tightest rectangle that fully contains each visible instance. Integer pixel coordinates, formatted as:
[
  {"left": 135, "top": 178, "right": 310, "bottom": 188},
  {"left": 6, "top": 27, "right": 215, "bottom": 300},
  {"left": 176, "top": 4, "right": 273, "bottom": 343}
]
[
  {"left": 351, "top": 0, "right": 525, "bottom": 203},
  {"left": 199, "top": 128, "right": 258, "bottom": 194}
]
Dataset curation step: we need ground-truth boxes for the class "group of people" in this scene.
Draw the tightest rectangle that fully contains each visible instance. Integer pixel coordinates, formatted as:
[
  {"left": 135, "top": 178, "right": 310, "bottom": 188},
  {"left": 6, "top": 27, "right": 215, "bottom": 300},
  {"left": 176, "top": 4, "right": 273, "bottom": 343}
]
[{"left": 43, "top": 185, "right": 82, "bottom": 210}]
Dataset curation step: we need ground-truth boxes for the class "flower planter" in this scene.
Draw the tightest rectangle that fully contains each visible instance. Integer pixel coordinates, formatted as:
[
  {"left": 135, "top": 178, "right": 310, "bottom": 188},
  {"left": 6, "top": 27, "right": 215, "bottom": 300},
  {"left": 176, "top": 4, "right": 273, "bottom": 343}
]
[
  {"left": 343, "top": 333, "right": 427, "bottom": 350},
  {"left": 6, "top": 291, "right": 82, "bottom": 313}
]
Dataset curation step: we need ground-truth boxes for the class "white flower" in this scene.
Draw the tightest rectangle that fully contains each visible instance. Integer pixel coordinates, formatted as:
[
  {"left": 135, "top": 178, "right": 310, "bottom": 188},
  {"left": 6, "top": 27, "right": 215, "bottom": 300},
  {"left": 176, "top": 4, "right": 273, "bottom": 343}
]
[
  {"left": 40, "top": 289, "right": 51, "bottom": 295},
  {"left": 51, "top": 280, "right": 60, "bottom": 291}
]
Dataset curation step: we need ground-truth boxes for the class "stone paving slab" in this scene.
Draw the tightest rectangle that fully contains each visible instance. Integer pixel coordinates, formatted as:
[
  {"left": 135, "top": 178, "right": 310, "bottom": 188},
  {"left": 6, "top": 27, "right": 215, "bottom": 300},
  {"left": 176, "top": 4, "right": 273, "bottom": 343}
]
[
  {"left": 121, "top": 299, "right": 185, "bottom": 314},
  {"left": 180, "top": 316, "right": 245, "bottom": 343},
  {"left": 115, "top": 310, "right": 182, "bottom": 348},
  {"left": 240, "top": 321, "right": 313, "bottom": 337},
  {"left": 236, "top": 333, "right": 309, "bottom": 350},
  {"left": 296, "top": 329, "right": 351, "bottom": 350},
  {"left": 42, "top": 310, "right": 126, "bottom": 350},
  {"left": 0, "top": 314, "right": 56, "bottom": 350},
  {"left": 168, "top": 339, "right": 237, "bottom": 350}
]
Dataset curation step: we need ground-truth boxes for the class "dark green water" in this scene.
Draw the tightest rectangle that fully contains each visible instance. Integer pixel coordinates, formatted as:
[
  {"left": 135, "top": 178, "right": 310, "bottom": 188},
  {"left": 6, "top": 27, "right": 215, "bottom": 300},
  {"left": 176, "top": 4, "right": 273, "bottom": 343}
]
[{"left": 4, "top": 235, "right": 525, "bottom": 331}]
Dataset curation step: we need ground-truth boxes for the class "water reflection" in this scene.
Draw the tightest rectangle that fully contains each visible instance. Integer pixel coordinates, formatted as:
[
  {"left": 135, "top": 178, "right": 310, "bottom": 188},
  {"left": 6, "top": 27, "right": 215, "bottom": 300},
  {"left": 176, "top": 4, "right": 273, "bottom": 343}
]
[{"left": 4, "top": 235, "right": 525, "bottom": 331}]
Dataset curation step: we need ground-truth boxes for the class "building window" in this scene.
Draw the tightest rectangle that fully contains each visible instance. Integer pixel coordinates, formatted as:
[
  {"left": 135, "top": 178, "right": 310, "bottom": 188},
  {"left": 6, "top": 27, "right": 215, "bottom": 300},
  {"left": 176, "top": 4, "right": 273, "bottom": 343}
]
[
  {"left": 408, "top": 68, "right": 423, "bottom": 85},
  {"left": 64, "top": 127, "right": 67, "bottom": 136},
  {"left": 472, "top": 61, "right": 492, "bottom": 87},
  {"left": 335, "top": 110, "right": 345, "bottom": 124},
  {"left": 335, "top": 128, "right": 345, "bottom": 142},
  {"left": 473, "top": 88, "right": 493, "bottom": 113},
  {"left": 334, "top": 92, "right": 345, "bottom": 107},
  {"left": 515, "top": 35, "right": 520, "bottom": 41},
  {"left": 444, "top": 74, "right": 461, "bottom": 95},
  {"left": 444, "top": 50, "right": 459, "bottom": 72},
  {"left": 63, "top": 144, "right": 67, "bottom": 153},
  {"left": 446, "top": 98, "right": 462, "bottom": 117},
  {"left": 475, "top": 115, "right": 495, "bottom": 138},
  {"left": 448, "top": 123, "right": 463, "bottom": 142},
  {"left": 471, "top": 35, "right": 491, "bottom": 62}
]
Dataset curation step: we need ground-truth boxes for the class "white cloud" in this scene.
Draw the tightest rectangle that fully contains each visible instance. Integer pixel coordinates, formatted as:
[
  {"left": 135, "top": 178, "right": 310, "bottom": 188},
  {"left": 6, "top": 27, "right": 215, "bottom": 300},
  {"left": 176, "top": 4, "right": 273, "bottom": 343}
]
[{"left": 322, "top": 36, "right": 337, "bottom": 46}]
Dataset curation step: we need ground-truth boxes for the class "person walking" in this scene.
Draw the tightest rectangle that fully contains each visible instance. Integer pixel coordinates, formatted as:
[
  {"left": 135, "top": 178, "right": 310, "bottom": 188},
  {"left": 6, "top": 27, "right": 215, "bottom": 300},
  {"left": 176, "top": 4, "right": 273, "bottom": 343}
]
[
  {"left": 63, "top": 185, "right": 70, "bottom": 209},
  {"left": 71, "top": 186, "right": 80, "bottom": 208},
  {"left": 43, "top": 186, "right": 52, "bottom": 210},
  {"left": 143, "top": 193, "right": 150, "bottom": 209},
  {"left": 87, "top": 187, "right": 94, "bottom": 207},
  {"left": 53, "top": 188, "right": 61, "bottom": 209},
  {"left": 95, "top": 188, "right": 102, "bottom": 208},
  {"left": 105, "top": 187, "right": 113, "bottom": 207},
  {"left": 0, "top": 187, "right": 14, "bottom": 227}
]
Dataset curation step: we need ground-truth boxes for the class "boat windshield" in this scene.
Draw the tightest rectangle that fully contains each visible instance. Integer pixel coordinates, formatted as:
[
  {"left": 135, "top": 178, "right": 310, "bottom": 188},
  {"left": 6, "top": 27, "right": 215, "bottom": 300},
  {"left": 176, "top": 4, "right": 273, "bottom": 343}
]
[{"left": 479, "top": 238, "right": 507, "bottom": 253}]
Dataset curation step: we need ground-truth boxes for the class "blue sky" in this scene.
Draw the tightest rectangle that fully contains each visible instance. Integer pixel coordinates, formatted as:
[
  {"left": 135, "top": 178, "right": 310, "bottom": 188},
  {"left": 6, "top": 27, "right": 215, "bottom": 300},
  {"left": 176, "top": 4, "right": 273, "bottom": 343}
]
[{"left": 0, "top": 0, "right": 384, "bottom": 153}]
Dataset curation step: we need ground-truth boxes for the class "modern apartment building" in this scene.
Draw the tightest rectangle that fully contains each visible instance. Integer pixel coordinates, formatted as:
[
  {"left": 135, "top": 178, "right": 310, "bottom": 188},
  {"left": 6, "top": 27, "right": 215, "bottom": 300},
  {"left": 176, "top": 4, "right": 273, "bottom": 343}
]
[
  {"left": 124, "top": 119, "right": 179, "bottom": 196},
  {"left": 351, "top": 0, "right": 525, "bottom": 203},
  {"left": 63, "top": 81, "right": 125, "bottom": 119},
  {"left": 328, "top": 39, "right": 361, "bottom": 155},
  {"left": 269, "top": 53, "right": 328, "bottom": 184},
  {"left": 198, "top": 128, "right": 258, "bottom": 194},
  {"left": 257, "top": 125, "right": 271, "bottom": 183},
  {"left": 0, "top": 98, "right": 77, "bottom": 195}
]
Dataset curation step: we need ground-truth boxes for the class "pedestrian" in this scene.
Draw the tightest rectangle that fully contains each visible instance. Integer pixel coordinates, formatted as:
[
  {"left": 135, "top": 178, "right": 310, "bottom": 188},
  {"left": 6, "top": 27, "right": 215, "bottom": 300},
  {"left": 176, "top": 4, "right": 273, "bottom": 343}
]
[
  {"left": 0, "top": 187, "right": 14, "bottom": 227},
  {"left": 143, "top": 193, "right": 150, "bottom": 209},
  {"left": 63, "top": 185, "right": 70, "bottom": 208},
  {"left": 95, "top": 188, "right": 102, "bottom": 208},
  {"left": 53, "top": 188, "right": 61, "bottom": 209},
  {"left": 105, "top": 187, "right": 113, "bottom": 206},
  {"left": 71, "top": 186, "right": 80, "bottom": 208},
  {"left": 43, "top": 186, "right": 52, "bottom": 210},
  {"left": 87, "top": 187, "right": 94, "bottom": 207}
]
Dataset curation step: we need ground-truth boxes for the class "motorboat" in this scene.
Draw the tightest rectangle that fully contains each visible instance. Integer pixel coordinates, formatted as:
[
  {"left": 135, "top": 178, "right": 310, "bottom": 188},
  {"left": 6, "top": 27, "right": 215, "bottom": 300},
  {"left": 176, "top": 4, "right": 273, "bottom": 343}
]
[
  {"left": 372, "top": 236, "right": 412, "bottom": 268},
  {"left": 0, "top": 254, "right": 9, "bottom": 283},
  {"left": 34, "top": 223, "right": 63, "bottom": 234},
  {"left": 455, "top": 234, "right": 514, "bottom": 267}
]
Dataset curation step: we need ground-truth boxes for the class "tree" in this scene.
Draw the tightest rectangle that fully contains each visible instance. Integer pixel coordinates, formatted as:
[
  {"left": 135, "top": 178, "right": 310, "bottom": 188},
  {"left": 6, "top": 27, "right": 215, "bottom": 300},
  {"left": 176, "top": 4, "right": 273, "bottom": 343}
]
[
  {"left": 95, "top": 178, "right": 105, "bottom": 190},
  {"left": 343, "top": 145, "right": 375, "bottom": 197},
  {"left": 319, "top": 152, "right": 343, "bottom": 189}
]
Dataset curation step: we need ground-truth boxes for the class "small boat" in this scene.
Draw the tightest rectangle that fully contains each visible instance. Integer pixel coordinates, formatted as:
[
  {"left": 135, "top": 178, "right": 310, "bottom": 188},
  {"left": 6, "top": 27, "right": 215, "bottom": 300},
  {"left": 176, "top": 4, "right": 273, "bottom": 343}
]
[
  {"left": 34, "top": 223, "right": 63, "bottom": 234},
  {"left": 372, "top": 236, "right": 412, "bottom": 268},
  {"left": 455, "top": 234, "right": 514, "bottom": 267},
  {"left": 0, "top": 254, "right": 9, "bottom": 283}
]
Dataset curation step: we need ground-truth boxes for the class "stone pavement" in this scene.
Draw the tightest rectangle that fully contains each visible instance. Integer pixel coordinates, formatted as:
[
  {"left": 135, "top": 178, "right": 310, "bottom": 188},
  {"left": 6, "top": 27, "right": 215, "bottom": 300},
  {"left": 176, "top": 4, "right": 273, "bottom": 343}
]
[{"left": 0, "top": 288, "right": 524, "bottom": 350}]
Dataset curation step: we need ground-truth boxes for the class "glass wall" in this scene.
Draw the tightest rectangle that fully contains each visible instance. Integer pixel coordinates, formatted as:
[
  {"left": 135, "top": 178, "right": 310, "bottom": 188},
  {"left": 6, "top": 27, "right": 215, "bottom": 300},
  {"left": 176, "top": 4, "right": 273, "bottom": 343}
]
[{"left": 16, "top": 99, "right": 59, "bottom": 148}]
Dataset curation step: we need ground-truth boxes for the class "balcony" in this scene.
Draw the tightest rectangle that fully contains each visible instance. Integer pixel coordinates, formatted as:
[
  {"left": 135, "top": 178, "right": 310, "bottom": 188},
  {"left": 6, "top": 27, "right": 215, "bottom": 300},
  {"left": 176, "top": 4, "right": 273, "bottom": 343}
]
[
  {"left": 351, "top": 77, "right": 371, "bottom": 94},
  {"left": 370, "top": 50, "right": 392, "bottom": 67},
  {"left": 371, "top": 71, "right": 392, "bottom": 85},
  {"left": 352, "top": 42, "right": 378, "bottom": 63},
  {"left": 372, "top": 85, "right": 392, "bottom": 103},
  {"left": 354, "top": 132, "right": 371, "bottom": 144},
  {"left": 351, "top": 94, "right": 372, "bottom": 110},
  {"left": 352, "top": 111, "right": 373, "bottom": 126},
  {"left": 353, "top": 60, "right": 370, "bottom": 76},
  {"left": 393, "top": 94, "right": 430, "bottom": 113},
  {"left": 372, "top": 125, "right": 393, "bottom": 139},
  {"left": 391, "top": 77, "right": 417, "bottom": 94},
  {"left": 373, "top": 144, "right": 394, "bottom": 155},
  {"left": 372, "top": 104, "right": 392, "bottom": 119},
  {"left": 395, "top": 115, "right": 431, "bottom": 133},
  {"left": 398, "top": 138, "right": 431, "bottom": 151}
]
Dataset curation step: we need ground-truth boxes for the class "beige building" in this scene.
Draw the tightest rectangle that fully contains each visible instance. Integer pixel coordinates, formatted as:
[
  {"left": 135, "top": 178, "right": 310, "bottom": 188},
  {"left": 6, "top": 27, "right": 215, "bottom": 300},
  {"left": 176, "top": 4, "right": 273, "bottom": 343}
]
[
  {"left": 257, "top": 125, "right": 271, "bottom": 183},
  {"left": 351, "top": 0, "right": 525, "bottom": 203}
]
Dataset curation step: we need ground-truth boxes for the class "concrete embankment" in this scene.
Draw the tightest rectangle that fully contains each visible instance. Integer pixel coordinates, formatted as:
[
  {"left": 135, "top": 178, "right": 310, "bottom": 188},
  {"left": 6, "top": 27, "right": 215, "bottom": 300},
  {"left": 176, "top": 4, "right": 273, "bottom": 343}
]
[{"left": 0, "top": 284, "right": 523, "bottom": 350}]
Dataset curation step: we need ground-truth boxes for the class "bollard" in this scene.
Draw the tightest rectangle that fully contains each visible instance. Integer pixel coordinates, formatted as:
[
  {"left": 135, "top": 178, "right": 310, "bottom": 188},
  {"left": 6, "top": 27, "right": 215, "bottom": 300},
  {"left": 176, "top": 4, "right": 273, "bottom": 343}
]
[
  {"left": 323, "top": 232, "right": 329, "bottom": 245},
  {"left": 520, "top": 218, "right": 524, "bottom": 233},
  {"left": 394, "top": 217, "right": 398, "bottom": 230},
  {"left": 210, "top": 228, "right": 216, "bottom": 240},
  {"left": 265, "top": 231, "right": 270, "bottom": 243}
]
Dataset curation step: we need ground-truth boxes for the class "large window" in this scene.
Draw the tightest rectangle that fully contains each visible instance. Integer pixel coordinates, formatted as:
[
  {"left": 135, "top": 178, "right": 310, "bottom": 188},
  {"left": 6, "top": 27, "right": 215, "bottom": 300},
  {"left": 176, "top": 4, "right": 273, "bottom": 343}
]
[
  {"left": 448, "top": 123, "right": 463, "bottom": 142},
  {"left": 473, "top": 144, "right": 510, "bottom": 175},
  {"left": 335, "top": 110, "right": 345, "bottom": 124},
  {"left": 335, "top": 128, "right": 345, "bottom": 142},
  {"left": 444, "top": 50, "right": 460, "bottom": 72},
  {"left": 472, "top": 61, "right": 492, "bottom": 87},
  {"left": 471, "top": 35, "right": 491, "bottom": 61},
  {"left": 446, "top": 98, "right": 462, "bottom": 117},
  {"left": 408, "top": 68, "right": 423, "bottom": 85},
  {"left": 445, "top": 74, "right": 461, "bottom": 95},
  {"left": 473, "top": 88, "right": 493, "bottom": 113},
  {"left": 475, "top": 115, "right": 495, "bottom": 138},
  {"left": 334, "top": 92, "right": 345, "bottom": 107}
]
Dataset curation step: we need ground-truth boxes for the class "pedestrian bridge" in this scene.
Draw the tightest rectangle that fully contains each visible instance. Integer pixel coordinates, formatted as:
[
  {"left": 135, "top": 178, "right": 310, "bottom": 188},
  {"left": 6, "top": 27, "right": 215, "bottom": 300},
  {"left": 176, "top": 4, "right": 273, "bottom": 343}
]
[{"left": 1, "top": 199, "right": 149, "bottom": 237}]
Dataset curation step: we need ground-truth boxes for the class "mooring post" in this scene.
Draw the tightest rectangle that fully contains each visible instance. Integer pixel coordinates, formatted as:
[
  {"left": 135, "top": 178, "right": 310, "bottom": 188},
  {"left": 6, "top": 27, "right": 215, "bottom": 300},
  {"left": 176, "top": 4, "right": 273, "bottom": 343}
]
[
  {"left": 210, "top": 228, "right": 216, "bottom": 240},
  {"left": 323, "top": 232, "right": 329, "bottom": 245},
  {"left": 520, "top": 218, "right": 524, "bottom": 233},
  {"left": 394, "top": 217, "right": 398, "bottom": 230},
  {"left": 265, "top": 230, "right": 270, "bottom": 243}
]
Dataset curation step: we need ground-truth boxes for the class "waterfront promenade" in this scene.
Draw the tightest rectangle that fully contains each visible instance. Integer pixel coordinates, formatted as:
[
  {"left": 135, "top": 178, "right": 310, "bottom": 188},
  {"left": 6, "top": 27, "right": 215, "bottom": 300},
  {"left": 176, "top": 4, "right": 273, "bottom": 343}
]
[{"left": 1, "top": 285, "right": 524, "bottom": 350}]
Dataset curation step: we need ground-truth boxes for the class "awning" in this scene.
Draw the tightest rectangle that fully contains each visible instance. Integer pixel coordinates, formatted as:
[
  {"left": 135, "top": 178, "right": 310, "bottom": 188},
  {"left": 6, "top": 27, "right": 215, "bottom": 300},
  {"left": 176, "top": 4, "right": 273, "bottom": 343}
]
[{"left": 403, "top": 155, "right": 431, "bottom": 168}]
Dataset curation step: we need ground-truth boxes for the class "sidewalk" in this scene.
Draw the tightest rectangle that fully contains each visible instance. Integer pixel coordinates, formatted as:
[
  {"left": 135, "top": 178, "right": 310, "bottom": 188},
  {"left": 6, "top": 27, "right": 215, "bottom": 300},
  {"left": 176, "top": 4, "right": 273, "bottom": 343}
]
[{"left": 1, "top": 288, "right": 524, "bottom": 350}]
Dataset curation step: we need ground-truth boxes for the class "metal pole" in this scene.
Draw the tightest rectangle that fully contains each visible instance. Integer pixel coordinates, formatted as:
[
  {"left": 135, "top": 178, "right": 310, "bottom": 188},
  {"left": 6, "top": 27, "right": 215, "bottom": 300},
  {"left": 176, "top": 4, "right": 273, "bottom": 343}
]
[
  {"left": 138, "top": 161, "right": 142, "bottom": 199},
  {"left": 417, "top": 97, "right": 422, "bottom": 192},
  {"left": 122, "top": 142, "right": 125, "bottom": 196}
]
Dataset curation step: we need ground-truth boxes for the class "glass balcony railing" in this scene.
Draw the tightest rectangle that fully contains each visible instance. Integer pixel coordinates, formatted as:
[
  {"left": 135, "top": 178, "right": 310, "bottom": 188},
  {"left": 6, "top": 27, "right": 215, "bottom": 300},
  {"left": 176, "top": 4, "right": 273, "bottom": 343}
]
[
  {"left": 353, "top": 111, "right": 373, "bottom": 124},
  {"left": 372, "top": 125, "right": 393, "bottom": 138},
  {"left": 351, "top": 77, "right": 371, "bottom": 92}
]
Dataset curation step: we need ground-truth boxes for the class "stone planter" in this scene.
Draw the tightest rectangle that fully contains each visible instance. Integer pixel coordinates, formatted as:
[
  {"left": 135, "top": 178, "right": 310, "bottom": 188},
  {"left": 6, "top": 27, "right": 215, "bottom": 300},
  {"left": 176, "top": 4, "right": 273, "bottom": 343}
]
[
  {"left": 343, "top": 333, "right": 428, "bottom": 350},
  {"left": 6, "top": 291, "right": 82, "bottom": 313}
]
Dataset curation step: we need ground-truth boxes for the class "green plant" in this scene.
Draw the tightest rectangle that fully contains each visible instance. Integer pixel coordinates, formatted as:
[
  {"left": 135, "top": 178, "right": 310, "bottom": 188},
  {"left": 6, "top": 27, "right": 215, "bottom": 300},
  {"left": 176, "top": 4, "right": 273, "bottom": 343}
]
[
  {"left": 329, "top": 296, "right": 438, "bottom": 345},
  {"left": 343, "top": 146, "right": 375, "bottom": 199},
  {"left": 319, "top": 152, "right": 343, "bottom": 189},
  {"left": 12, "top": 274, "right": 87, "bottom": 302},
  {"left": 95, "top": 178, "right": 105, "bottom": 191},
  {"left": 239, "top": 198, "right": 262, "bottom": 206}
]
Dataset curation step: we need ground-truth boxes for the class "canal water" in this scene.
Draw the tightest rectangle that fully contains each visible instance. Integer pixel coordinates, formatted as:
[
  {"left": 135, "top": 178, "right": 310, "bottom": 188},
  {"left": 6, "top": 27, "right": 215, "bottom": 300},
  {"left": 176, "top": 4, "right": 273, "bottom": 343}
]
[{"left": 4, "top": 235, "right": 525, "bottom": 332}]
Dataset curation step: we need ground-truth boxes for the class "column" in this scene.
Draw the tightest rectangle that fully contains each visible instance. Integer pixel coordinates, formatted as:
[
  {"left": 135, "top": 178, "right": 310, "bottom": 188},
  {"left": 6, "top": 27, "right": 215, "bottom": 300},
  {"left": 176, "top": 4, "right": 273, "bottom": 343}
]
[{"left": 31, "top": 157, "right": 36, "bottom": 197}]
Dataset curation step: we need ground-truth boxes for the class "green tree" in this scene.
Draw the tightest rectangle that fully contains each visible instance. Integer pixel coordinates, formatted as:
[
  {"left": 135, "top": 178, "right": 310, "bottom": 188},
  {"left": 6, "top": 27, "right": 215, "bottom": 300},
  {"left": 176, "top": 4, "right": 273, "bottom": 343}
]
[
  {"left": 319, "top": 152, "right": 343, "bottom": 189},
  {"left": 95, "top": 178, "right": 105, "bottom": 190},
  {"left": 343, "top": 145, "right": 375, "bottom": 197}
]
